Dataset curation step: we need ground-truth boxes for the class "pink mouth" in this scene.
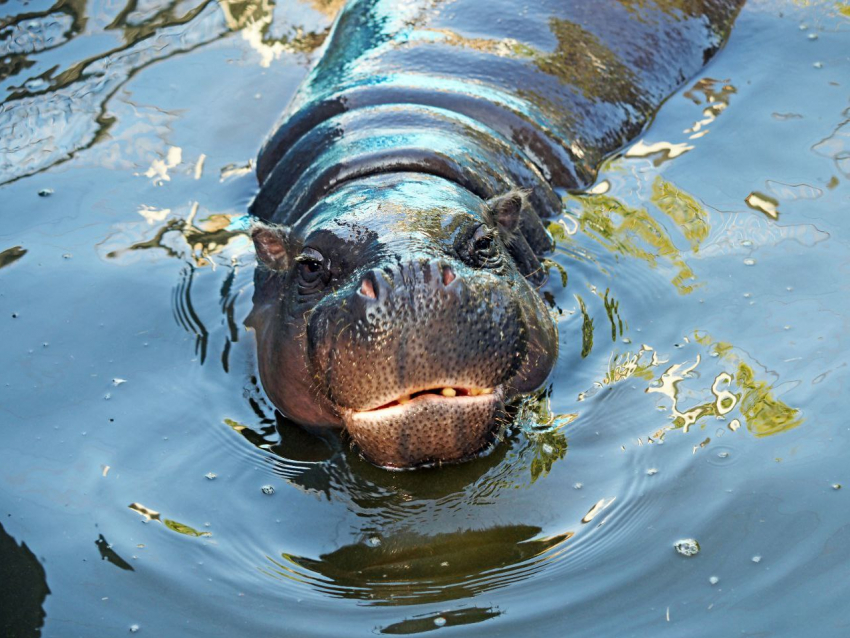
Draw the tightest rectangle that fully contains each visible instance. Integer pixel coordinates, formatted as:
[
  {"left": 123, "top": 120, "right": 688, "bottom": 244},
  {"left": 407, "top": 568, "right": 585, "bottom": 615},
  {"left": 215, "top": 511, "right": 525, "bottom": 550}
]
[
  {"left": 358, "top": 386, "right": 498, "bottom": 413},
  {"left": 342, "top": 386, "right": 505, "bottom": 469}
]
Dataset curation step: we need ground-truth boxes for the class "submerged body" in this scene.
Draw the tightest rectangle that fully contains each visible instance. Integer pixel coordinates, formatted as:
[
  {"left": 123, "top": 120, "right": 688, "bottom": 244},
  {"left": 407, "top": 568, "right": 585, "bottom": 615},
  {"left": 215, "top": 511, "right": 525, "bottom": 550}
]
[{"left": 249, "top": 0, "right": 744, "bottom": 468}]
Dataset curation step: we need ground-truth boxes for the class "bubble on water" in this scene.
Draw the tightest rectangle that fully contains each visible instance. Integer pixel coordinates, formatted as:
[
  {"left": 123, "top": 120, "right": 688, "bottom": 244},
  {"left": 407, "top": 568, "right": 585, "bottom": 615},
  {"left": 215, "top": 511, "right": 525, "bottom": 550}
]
[
  {"left": 813, "top": 61, "right": 823, "bottom": 69},
  {"left": 647, "top": 468, "right": 658, "bottom": 476},
  {"left": 808, "top": 33, "right": 818, "bottom": 40},
  {"left": 205, "top": 472, "right": 216, "bottom": 480},
  {"left": 709, "top": 576, "right": 719, "bottom": 585},
  {"left": 728, "top": 419, "right": 741, "bottom": 431},
  {"left": 674, "top": 539, "right": 700, "bottom": 557},
  {"left": 718, "top": 452, "right": 730, "bottom": 459},
  {"left": 42, "top": 342, "right": 48, "bottom": 348},
  {"left": 832, "top": 484, "right": 841, "bottom": 490},
  {"left": 261, "top": 485, "right": 275, "bottom": 495},
  {"left": 433, "top": 617, "right": 446, "bottom": 627},
  {"left": 799, "top": 23, "right": 808, "bottom": 30},
  {"left": 104, "top": 393, "right": 112, "bottom": 400},
  {"left": 752, "top": 555, "right": 762, "bottom": 563},
  {"left": 573, "top": 482, "right": 583, "bottom": 490},
  {"left": 38, "top": 188, "right": 53, "bottom": 197},
  {"left": 129, "top": 625, "right": 140, "bottom": 633},
  {"left": 367, "top": 536, "right": 382, "bottom": 547},
  {"left": 112, "top": 378, "right": 127, "bottom": 386},
  {"left": 62, "top": 253, "right": 73, "bottom": 259},
  {"left": 743, "top": 259, "right": 756, "bottom": 266}
]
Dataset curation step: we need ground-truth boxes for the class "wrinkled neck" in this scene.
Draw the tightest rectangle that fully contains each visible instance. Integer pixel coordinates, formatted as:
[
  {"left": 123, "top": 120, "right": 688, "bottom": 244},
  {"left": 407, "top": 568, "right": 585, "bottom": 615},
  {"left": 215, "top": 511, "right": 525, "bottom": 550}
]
[{"left": 250, "top": 103, "right": 561, "bottom": 229}]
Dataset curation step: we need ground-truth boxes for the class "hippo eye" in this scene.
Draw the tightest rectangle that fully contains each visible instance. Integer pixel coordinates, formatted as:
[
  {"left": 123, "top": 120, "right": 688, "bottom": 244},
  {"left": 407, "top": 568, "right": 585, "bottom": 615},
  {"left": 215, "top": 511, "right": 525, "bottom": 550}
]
[
  {"left": 474, "top": 234, "right": 493, "bottom": 253},
  {"left": 462, "top": 224, "right": 501, "bottom": 268},
  {"left": 295, "top": 248, "right": 328, "bottom": 291}
]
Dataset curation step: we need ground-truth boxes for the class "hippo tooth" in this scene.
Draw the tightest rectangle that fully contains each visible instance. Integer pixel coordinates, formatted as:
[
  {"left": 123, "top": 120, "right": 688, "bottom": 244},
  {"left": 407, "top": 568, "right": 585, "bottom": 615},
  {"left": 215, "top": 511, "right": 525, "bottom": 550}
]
[
  {"left": 441, "top": 388, "right": 457, "bottom": 397},
  {"left": 398, "top": 395, "right": 411, "bottom": 404}
]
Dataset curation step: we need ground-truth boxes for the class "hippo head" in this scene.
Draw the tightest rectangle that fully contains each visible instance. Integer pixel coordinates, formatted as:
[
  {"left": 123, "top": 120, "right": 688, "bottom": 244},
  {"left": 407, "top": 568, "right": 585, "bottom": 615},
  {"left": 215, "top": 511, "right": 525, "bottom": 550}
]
[{"left": 247, "top": 173, "right": 557, "bottom": 468}]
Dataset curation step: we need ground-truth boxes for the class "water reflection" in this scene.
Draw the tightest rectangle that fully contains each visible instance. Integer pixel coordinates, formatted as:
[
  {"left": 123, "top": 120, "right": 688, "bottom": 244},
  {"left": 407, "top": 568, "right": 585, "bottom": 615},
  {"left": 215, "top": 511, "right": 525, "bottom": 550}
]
[
  {"left": 745, "top": 191, "right": 781, "bottom": 219},
  {"left": 219, "top": 387, "right": 576, "bottom": 614},
  {"left": 0, "top": 245, "right": 26, "bottom": 269},
  {"left": 128, "top": 503, "right": 213, "bottom": 538},
  {"left": 104, "top": 203, "right": 244, "bottom": 266},
  {"left": 583, "top": 333, "right": 803, "bottom": 447},
  {"left": 95, "top": 534, "right": 135, "bottom": 571},
  {"left": 378, "top": 607, "right": 502, "bottom": 634},
  {"left": 0, "top": 523, "right": 50, "bottom": 638},
  {"left": 623, "top": 77, "right": 737, "bottom": 164},
  {"left": 693, "top": 332, "right": 804, "bottom": 437},
  {"left": 0, "top": 0, "right": 331, "bottom": 184},
  {"left": 812, "top": 105, "right": 849, "bottom": 180},
  {"left": 560, "top": 179, "right": 706, "bottom": 294},
  {"left": 682, "top": 77, "right": 736, "bottom": 139},
  {"left": 102, "top": 204, "right": 249, "bottom": 367},
  {"left": 266, "top": 526, "right": 571, "bottom": 606}
]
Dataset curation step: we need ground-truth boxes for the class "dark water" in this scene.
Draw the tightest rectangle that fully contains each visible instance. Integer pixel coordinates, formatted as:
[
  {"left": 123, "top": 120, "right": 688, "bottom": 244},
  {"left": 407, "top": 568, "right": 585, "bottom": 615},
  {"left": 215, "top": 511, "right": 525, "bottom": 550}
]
[{"left": 1, "top": 0, "right": 849, "bottom": 636}]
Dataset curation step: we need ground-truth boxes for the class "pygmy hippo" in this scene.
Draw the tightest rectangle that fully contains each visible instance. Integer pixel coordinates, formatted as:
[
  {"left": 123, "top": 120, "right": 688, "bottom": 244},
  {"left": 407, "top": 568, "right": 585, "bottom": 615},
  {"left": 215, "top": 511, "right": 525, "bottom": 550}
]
[{"left": 247, "top": 0, "right": 744, "bottom": 468}]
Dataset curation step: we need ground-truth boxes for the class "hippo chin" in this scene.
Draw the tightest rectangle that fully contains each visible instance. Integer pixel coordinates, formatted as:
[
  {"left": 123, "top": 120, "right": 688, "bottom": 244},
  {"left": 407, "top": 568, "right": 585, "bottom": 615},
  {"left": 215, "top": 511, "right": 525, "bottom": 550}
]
[{"left": 248, "top": 0, "right": 744, "bottom": 468}]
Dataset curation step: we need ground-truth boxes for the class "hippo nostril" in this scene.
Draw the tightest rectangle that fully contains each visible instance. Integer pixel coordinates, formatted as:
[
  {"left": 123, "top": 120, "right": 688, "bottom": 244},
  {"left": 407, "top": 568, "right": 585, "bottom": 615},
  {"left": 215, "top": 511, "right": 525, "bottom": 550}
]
[
  {"left": 442, "top": 265, "right": 456, "bottom": 286},
  {"left": 360, "top": 276, "right": 377, "bottom": 300}
]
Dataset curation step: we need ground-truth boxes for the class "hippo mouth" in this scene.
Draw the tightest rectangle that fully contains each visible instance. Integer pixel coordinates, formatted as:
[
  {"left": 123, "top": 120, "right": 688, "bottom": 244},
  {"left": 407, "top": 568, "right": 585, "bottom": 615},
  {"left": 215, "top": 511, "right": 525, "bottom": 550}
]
[
  {"left": 342, "top": 385, "right": 506, "bottom": 469},
  {"left": 360, "top": 385, "right": 497, "bottom": 411}
]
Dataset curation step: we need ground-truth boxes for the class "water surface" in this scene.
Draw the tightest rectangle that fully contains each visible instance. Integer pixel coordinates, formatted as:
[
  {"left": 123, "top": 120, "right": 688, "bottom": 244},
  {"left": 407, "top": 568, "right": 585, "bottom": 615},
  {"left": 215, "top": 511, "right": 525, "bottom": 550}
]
[{"left": 1, "top": 0, "right": 849, "bottom": 636}]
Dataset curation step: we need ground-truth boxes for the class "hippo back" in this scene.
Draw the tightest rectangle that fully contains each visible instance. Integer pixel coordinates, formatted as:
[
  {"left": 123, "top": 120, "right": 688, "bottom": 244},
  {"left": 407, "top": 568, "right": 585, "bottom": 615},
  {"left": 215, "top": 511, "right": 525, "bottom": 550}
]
[{"left": 251, "top": 0, "right": 743, "bottom": 227}]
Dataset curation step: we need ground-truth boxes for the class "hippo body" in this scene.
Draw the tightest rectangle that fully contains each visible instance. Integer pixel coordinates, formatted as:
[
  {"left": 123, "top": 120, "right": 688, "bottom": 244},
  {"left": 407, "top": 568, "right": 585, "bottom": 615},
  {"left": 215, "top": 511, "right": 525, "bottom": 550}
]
[{"left": 248, "top": 0, "right": 744, "bottom": 468}]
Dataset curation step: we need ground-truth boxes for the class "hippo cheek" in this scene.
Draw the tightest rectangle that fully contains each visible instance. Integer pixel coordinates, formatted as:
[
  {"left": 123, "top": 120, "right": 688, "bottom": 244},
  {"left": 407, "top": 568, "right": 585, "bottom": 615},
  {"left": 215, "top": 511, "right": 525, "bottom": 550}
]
[
  {"left": 252, "top": 307, "right": 342, "bottom": 427},
  {"left": 342, "top": 390, "right": 506, "bottom": 468},
  {"left": 508, "top": 290, "right": 558, "bottom": 395}
]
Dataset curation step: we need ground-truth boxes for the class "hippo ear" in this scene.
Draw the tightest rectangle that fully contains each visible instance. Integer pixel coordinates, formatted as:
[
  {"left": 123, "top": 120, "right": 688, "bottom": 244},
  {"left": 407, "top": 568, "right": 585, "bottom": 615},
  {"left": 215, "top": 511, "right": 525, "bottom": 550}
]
[
  {"left": 252, "top": 223, "right": 291, "bottom": 271},
  {"left": 487, "top": 191, "right": 525, "bottom": 234}
]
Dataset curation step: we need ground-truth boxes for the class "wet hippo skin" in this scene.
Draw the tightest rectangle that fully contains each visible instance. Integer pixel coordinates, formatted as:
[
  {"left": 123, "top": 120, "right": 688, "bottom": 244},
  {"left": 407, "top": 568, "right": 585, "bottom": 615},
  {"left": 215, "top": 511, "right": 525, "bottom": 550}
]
[{"left": 247, "top": 0, "right": 744, "bottom": 468}]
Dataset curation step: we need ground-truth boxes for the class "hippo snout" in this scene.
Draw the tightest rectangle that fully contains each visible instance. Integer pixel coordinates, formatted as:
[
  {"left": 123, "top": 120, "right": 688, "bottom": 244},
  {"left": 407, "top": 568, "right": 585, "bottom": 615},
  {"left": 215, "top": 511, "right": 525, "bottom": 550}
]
[
  {"left": 357, "top": 261, "right": 458, "bottom": 303},
  {"left": 306, "top": 257, "right": 524, "bottom": 467}
]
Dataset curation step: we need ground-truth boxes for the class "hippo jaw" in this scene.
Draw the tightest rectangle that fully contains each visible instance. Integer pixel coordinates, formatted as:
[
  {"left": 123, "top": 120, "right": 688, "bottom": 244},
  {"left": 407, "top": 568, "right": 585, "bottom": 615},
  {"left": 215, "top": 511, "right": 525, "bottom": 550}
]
[{"left": 342, "top": 386, "right": 505, "bottom": 469}]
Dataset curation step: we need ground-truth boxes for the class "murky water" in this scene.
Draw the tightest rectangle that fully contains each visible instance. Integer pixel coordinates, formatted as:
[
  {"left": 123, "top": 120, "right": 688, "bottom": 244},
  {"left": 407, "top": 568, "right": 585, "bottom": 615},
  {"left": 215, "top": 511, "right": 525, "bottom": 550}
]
[{"left": 1, "top": 0, "right": 849, "bottom": 636}]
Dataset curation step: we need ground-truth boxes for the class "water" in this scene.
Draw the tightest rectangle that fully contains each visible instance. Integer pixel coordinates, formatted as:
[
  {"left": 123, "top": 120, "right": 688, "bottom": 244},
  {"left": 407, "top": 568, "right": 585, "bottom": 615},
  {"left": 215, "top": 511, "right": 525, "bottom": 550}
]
[{"left": 1, "top": 0, "right": 849, "bottom": 636}]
